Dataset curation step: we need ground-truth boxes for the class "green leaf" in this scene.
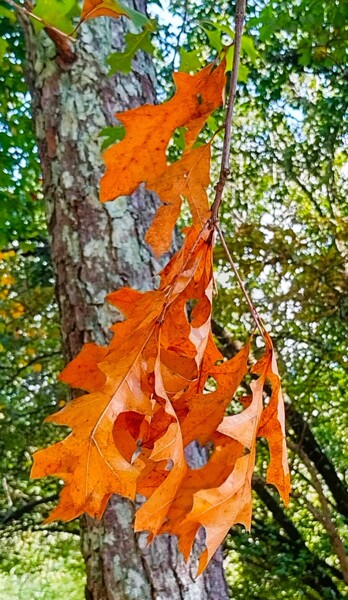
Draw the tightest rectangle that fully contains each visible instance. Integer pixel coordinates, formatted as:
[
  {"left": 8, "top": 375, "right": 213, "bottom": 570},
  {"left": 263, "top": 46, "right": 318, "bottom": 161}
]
[
  {"left": 107, "top": 28, "right": 155, "bottom": 75},
  {"left": 201, "top": 20, "right": 234, "bottom": 40},
  {"left": 226, "top": 46, "right": 249, "bottom": 81},
  {"left": 0, "top": 5, "right": 16, "bottom": 23},
  {"left": 0, "top": 38, "right": 8, "bottom": 64},
  {"left": 215, "top": 22, "right": 234, "bottom": 39},
  {"left": 118, "top": 2, "right": 151, "bottom": 28},
  {"left": 173, "top": 127, "right": 187, "bottom": 152},
  {"left": 238, "top": 63, "right": 249, "bottom": 82},
  {"left": 206, "top": 115, "right": 218, "bottom": 133},
  {"left": 179, "top": 48, "right": 201, "bottom": 73},
  {"left": 98, "top": 125, "right": 125, "bottom": 150},
  {"left": 226, "top": 45, "right": 234, "bottom": 71},
  {"left": 200, "top": 23, "right": 257, "bottom": 65},
  {"left": 241, "top": 35, "right": 258, "bottom": 64},
  {"left": 201, "top": 25, "right": 223, "bottom": 52},
  {"left": 298, "top": 46, "right": 312, "bottom": 66},
  {"left": 32, "top": 0, "right": 80, "bottom": 34}
]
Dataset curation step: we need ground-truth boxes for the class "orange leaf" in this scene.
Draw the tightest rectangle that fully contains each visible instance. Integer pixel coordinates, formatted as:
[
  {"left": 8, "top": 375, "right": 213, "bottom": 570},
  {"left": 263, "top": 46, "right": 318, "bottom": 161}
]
[
  {"left": 253, "top": 333, "right": 290, "bottom": 505},
  {"left": 32, "top": 221, "right": 289, "bottom": 572},
  {"left": 176, "top": 335, "right": 289, "bottom": 574},
  {"left": 32, "top": 345, "right": 154, "bottom": 519},
  {"left": 80, "top": 0, "right": 129, "bottom": 22},
  {"left": 179, "top": 366, "right": 266, "bottom": 574},
  {"left": 100, "top": 62, "right": 225, "bottom": 202},
  {"left": 145, "top": 144, "right": 212, "bottom": 256},
  {"left": 100, "top": 61, "right": 226, "bottom": 255},
  {"left": 134, "top": 353, "right": 187, "bottom": 538},
  {"left": 32, "top": 226, "right": 216, "bottom": 524},
  {"left": 179, "top": 342, "right": 250, "bottom": 446},
  {"left": 59, "top": 343, "right": 108, "bottom": 392}
]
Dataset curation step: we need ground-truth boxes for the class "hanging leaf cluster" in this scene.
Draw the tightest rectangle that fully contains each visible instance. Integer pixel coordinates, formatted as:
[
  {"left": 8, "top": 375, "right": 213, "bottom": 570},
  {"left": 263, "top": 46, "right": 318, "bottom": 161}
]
[{"left": 32, "top": 56, "right": 290, "bottom": 573}]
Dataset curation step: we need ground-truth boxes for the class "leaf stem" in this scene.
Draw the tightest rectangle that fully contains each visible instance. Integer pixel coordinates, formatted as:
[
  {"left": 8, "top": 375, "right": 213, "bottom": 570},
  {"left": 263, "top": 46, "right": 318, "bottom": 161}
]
[
  {"left": 216, "top": 224, "right": 267, "bottom": 336},
  {"left": 4, "top": 0, "right": 76, "bottom": 42},
  {"left": 210, "top": 0, "right": 246, "bottom": 222}
]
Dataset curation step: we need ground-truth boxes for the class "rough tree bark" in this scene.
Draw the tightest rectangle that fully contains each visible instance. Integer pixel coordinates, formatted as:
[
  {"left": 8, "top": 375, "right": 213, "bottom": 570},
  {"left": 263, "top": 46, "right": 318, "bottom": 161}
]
[{"left": 20, "top": 3, "right": 229, "bottom": 599}]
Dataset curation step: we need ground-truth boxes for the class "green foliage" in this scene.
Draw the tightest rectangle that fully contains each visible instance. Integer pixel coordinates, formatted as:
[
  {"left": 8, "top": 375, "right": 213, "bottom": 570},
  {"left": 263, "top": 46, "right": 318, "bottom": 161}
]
[
  {"left": 0, "top": 532, "right": 84, "bottom": 599},
  {"left": 0, "top": 37, "right": 8, "bottom": 63},
  {"left": 117, "top": 1, "right": 152, "bottom": 29},
  {"left": 32, "top": 0, "right": 80, "bottom": 34},
  {"left": 179, "top": 48, "right": 201, "bottom": 73},
  {"left": 98, "top": 125, "right": 125, "bottom": 150},
  {"left": 107, "top": 24, "right": 156, "bottom": 75}
]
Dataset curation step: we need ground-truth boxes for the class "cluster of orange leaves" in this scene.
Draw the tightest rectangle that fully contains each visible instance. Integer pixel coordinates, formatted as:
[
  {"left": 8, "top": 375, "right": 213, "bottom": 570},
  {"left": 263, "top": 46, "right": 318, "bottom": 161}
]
[{"left": 32, "top": 58, "right": 290, "bottom": 573}]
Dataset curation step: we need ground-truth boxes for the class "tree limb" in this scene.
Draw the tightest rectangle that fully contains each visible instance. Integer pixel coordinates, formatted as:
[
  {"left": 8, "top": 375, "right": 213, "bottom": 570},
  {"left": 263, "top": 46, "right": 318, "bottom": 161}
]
[{"left": 0, "top": 493, "right": 58, "bottom": 525}]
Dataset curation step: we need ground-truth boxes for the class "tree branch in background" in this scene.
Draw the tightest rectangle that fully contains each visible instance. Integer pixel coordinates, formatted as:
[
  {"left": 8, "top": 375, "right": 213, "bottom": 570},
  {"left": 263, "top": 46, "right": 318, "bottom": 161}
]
[
  {"left": 252, "top": 478, "right": 342, "bottom": 594},
  {"left": 0, "top": 493, "right": 59, "bottom": 525},
  {"left": 288, "top": 440, "right": 348, "bottom": 584},
  {"left": 287, "top": 407, "right": 348, "bottom": 521},
  {"left": 212, "top": 319, "right": 348, "bottom": 521}
]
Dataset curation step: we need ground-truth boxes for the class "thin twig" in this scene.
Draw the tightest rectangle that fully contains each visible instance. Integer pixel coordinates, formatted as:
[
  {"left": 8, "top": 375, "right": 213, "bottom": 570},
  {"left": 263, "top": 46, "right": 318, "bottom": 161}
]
[
  {"left": 208, "top": 0, "right": 267, "bottom": 336},
  {"left": 1, "top": 493, "right": 59, "bottom": 525},
  {"left": 4, "top": 0, "right": 76, "bottom": 42},
  {"left": 171, "top": 0, "right": 189, "bottom": 70},
  {"left": 216, "top": 224, "right": 266, "bottom": 335},
  {"left": 210, "top": 0, "right": 246, "bottom": 222},
  {"left": 3, "top": 351, "right": 61, "bottom": 385}
]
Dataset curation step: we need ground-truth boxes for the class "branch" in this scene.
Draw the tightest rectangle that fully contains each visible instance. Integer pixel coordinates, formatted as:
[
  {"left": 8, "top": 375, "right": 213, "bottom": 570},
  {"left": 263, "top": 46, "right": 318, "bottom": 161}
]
[
  {"left": 288, "top": 440, "right": 348, "bottom": 584},
  {"left": 2, "top": 351, "right": 61, "bottom": 385},
  {"left": 1, "top": 493, "right": 58, "bottom": 525},
  {"left": 210, "top": 0, "right": 246, "bottom": 222},
  {"left": 253, "top": 478, "right": 342, "bottom": 592},
  {"left": 207, "top": 1, "right": 269, "bottom": 338},
  {"left": 215, "top": 224, "right": 267, "bottom": 335},
  {"left": 171, "top": 0, "right": 189, "bottom": 69},
  {"left": 287, "top": 406, "right": 348, "bottom": 521},
  {"left": 212, "top": 319, "right": 348, "bottom": 522}
]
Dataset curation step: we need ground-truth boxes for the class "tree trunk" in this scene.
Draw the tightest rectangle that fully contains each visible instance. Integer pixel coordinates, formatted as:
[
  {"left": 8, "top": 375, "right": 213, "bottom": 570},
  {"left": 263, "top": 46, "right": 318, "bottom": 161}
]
[{"left": 20, "top": 6, "right": 229, "bottom": 599}]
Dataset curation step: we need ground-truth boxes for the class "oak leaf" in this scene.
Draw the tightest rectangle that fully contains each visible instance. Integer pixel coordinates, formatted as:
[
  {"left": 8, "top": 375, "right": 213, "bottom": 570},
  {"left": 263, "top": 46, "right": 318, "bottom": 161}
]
[
  {"left": 31, "top": 44, "right": 290, "bottom": 574},
  {"left": 80, "top": 0, "right": 149, "bottom": 28},
  {"left": 59, "top": 343, "right": 107, "bottom": 392},
  {"left": 174, "top": 335, "right": 290, "bottom": 574},
  {"left": 100, "top": 61, "right": 226, "bottom": 254},
  {"left": 32, "top": 226, "right": 216, "bottom": 525},
  {"left": 100, "top": 62, "right": 225, "bottom": 201},
  {"left": 32, "top": 220, "right": 290, "bottom": 572},
  {"left": 145, "top": 144, "right": 212, "bottom": 256},
  {"left": 80, "top": 0, "right": 129, "bottom": 22}
]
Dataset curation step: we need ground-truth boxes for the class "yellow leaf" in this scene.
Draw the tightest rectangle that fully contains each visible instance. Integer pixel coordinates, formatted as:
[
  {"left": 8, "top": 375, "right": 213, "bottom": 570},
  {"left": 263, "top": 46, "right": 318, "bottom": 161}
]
[
  {"left": 0, "top": 251, "right": 15, "bottom": 261},
  {"left": 0, "top": 274, "right": 15, "bottom": 286},
  {"left": 12, "top": 302, "right": 25, "bottom": 318}
]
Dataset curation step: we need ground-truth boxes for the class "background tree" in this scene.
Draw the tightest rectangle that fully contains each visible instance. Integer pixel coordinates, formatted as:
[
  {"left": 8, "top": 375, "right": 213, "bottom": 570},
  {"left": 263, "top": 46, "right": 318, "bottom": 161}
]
[{"left": 0, "top": 0, "right": 347, "bottom": 599}]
